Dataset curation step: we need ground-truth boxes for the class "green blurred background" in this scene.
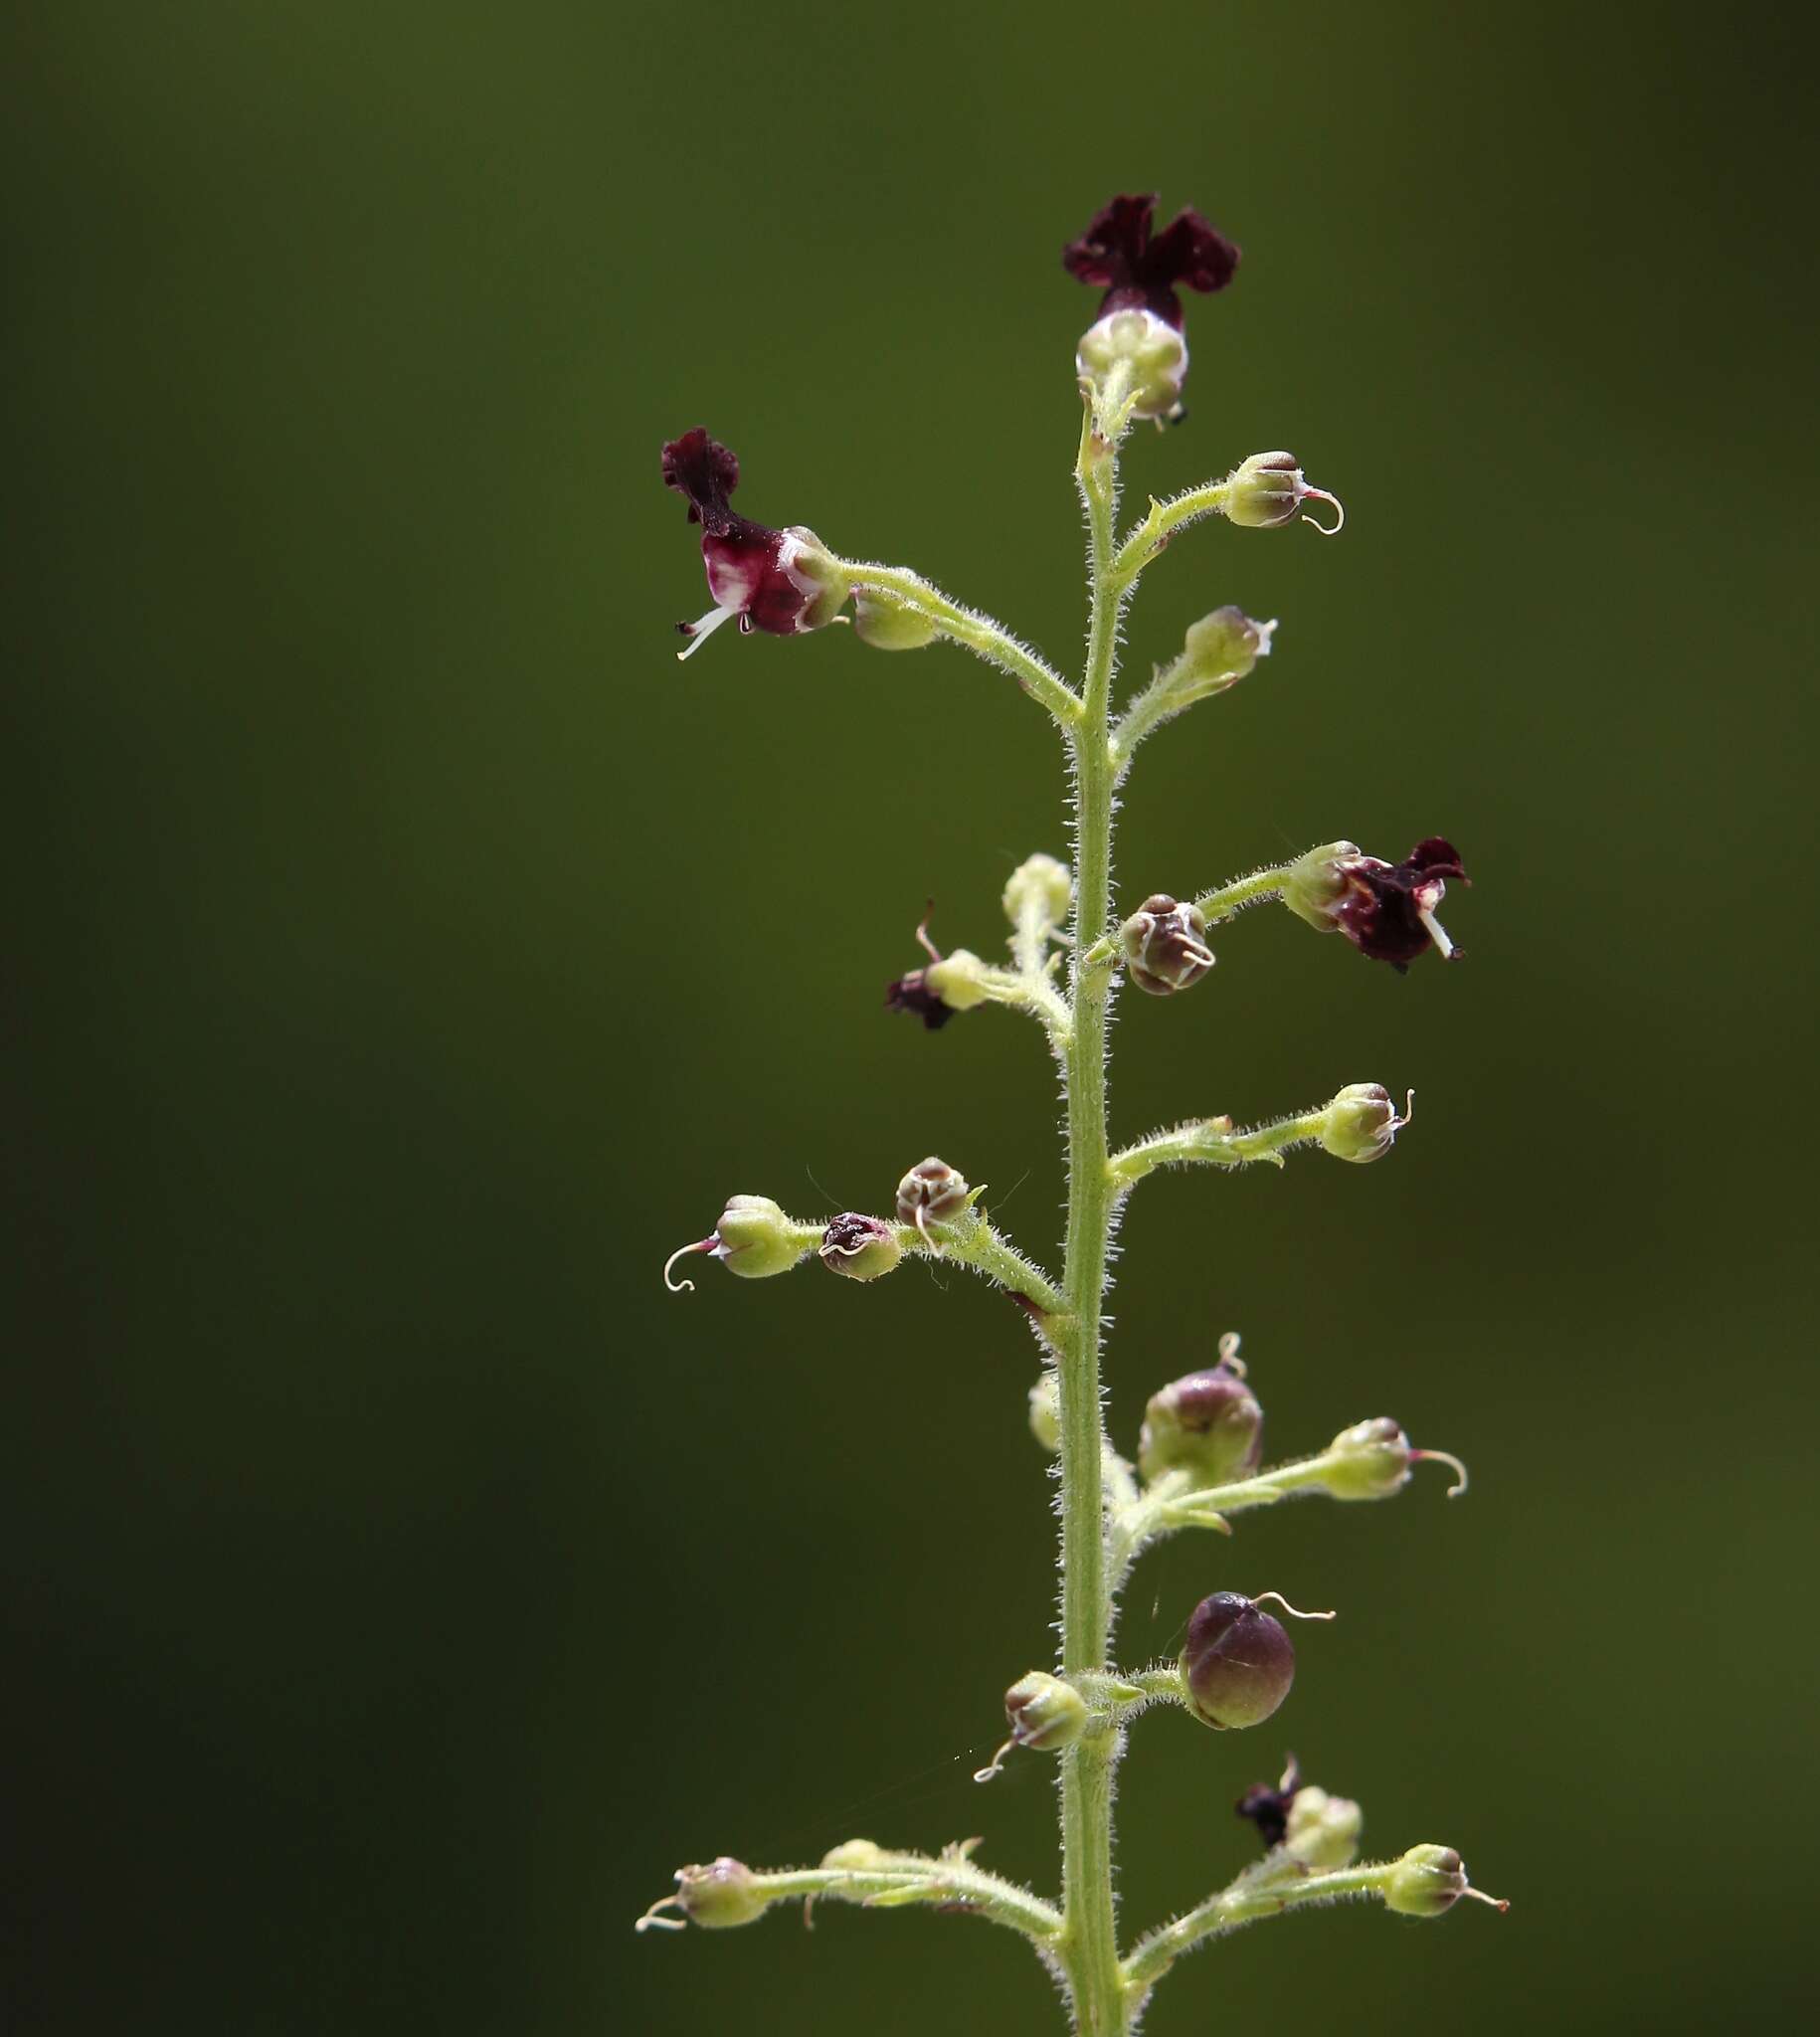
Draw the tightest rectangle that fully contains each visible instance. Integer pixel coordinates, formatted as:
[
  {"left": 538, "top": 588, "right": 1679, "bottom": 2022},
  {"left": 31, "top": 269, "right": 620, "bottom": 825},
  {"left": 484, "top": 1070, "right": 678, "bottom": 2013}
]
[{"left": 6, "top": 3, "right": 1815, "bottom": 2031}]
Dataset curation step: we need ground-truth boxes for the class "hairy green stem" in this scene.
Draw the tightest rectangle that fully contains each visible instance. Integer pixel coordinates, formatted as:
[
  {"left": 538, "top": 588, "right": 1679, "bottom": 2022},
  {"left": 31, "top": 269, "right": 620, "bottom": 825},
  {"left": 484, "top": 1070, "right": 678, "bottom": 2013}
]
[
  {"left": 1055, "top": 384, "right": 1131, "bottom": 2037},
  {"left": 835, "top": 560, "right": 1082, "bottom": 723}
]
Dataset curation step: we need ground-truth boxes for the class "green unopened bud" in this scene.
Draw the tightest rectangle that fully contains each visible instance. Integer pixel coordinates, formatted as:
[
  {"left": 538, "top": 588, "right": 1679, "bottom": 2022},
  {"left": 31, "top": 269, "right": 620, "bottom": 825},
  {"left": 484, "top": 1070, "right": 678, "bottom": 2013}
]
[
  {"left": 820, "top": 1839, "right": 890, "bottom": 1873},
  {"left": 1138, "top": 1358, "right": 1263, "bottom": 1485},
  {"left": 852, "top": 587, "right": 940, "bottom": 651},
  {"left": 1160, "top": 605, "right": 1278, "bottom": 711},
  {"left": 1004, "top": 1670, "right": 1089, "bottom": 1750},
  {"left": 1284, "top": 1786, "right": 1364, "bottom": 1870},
  {"left": 1225, "top": 451, "right": 1345, "bottom": 534},
  {"left": 663, "top": 1194, "right": 816, "bottom": 1290},
  {"left": 1383, "top": 1843, "right": 1507, "bottom": 1918},
  {"left": 1280, "top": 841, "right": 1360, "bottom": 931},
  {"left": 675, "top": 1857, "right": 772, "bottom": 1929},
  {"left": 1318, "top": 1416, "right": 1470, "bottom": 1501},
  {"left": 894, "top": 1156, "right": 973, "bottom": 1244},
  {"left": 1077, "top": 306, "right": 1190, "bottom": 423},
  {"left": 1320, "top": 1083, "right": 1410, "bottom": 1164},
  {"left": 819, "top": 1212, "right": 902, "bottom": 1282},
  {"left": 1120, "top": 894, "right": 1214, "bottom": 996},
  {"left": 1027, "top": 1373, "right": 1061, "bottom": 1452},
  {"left": 1002, "top": 852, "right": 1073, "bottom": 933}
]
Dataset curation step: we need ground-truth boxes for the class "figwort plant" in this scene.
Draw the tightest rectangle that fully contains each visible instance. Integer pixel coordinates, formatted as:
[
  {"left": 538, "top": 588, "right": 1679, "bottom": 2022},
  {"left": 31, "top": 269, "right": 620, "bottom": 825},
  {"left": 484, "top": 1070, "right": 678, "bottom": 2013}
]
[{"left": 639, "top": 194, "right": 1503, "bottom": 2033}]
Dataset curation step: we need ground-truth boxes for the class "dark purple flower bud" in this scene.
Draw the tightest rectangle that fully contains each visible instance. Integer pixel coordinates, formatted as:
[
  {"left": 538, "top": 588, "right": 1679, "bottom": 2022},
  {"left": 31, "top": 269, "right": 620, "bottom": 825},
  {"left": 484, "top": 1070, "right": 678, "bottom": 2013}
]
[
  {"left": 1234, "top": 1757, "right": 1303, "bottom": 1848},
  {"left": 1120, "top": 894, "right": 1214, "bottom": 996},
  {"left": 1138, "top": 1360, "right": 1263, "bottom": 1484},
  {"left": 819, "top": 1212, "right": 902, "bottom": 1282},
  {"left": 1284, "top": 838, "right": 1468, "bottom": 971},
  {"left": 1180, "top": 1592, "right": 1299, "bottom": 1731},
  {"left": 661, "top": 429, "right": 846, "bottom": 658},
  {"left": 1063, "top": 194, "right": 1240, "bottom": 423}
]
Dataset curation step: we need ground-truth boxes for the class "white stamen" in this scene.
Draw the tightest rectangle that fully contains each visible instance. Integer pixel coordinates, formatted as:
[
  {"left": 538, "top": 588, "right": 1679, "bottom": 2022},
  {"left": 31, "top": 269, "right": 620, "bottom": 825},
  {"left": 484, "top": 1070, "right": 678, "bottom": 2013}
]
[
  {"left": 1299, "top": 486, "right": 1346, "bottom": 536},
  {"left": 1417, "top": 906, "right": 1455, "bottom": 959},
  {"left": 973, "top": 1736, "right": 1016, "bottom": 1783},
  {"left": 675, "top": 603, "right": 742, "bottom": 662},
  {"left": 1412, "top": 1447, "right": 1470, "bottom": 1498},
  {"left": 1252, "top": 1591, "right": 1337, "bottom": 1622},
  {"left": 662, "top": 1237, "right": 714, "bottom": 1292}
]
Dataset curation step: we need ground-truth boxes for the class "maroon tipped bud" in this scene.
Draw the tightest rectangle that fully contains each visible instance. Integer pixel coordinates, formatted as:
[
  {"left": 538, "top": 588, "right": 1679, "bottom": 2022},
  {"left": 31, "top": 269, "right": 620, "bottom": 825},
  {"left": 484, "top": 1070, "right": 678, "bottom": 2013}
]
[
  {"left": 1120, "top": 894, "right": 1214, "bottom": 996},
  {"left": 1139, "top": 1362, "right": 1263, "bottom": 1485},
  {"left": 661, "top": 430, "right": 844, "bottom": 657},
  {"left": 1063, "top": 194, "right": 1239, "bottom": 329},
  {"left": 894, "top": 1156, "right": 973, "bottom": 1232},
  {"left": 819, "top": 1212, "right": 902, "bottom": 1282},
  {"left": 1180, "top": 1592, "right": 1297, "bottom": 1731}
]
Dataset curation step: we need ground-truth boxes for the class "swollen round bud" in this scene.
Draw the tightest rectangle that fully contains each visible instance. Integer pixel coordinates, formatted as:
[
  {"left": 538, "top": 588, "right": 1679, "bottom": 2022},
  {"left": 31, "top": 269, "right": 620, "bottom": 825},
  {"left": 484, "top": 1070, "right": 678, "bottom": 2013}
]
[
  {"left": 853, "top": 588, "right": 940, "bottom": 651},
  {"left": 712, "top": 1196, "right": 807, "bottom": 1278},
  {"left": 1138, "top": 1363, "right": 1263, "bottom": 1485},
  {"left": 1120, "top": 894, "right": 1214, "bottom": 996},
  {"left": 1077, "top": 306, "right": 1189, "bottom": 423},
  {"left": 1004, "top": 1671, "right": 1089, "bottom": 1751},
  {"left": 894, "top": 1156, "right": 973, "bottom": 1239},
  {"left": 1324, "top": 1417, "right": 1413, "bottom": 1500},
  {"left": 819, "top": 1212, "right": 903, "bottom": 1282},
  {"left": 1027, "top": 1373, "right": 1062, "bottom": 1452},
  {"left": 1320, "top": 1083, "right": 1408, "bottom": 1164},
  {"left": 1225, "top": 451, "right": 1345, "bottom": 534},
  {"left": 1180, "top": 1593, "right": 1296, "bottom": 1730},
  {"left": 1383, "top": 1845, "right": 1470, "bottom": 1918},
  {"left": 675, "top": 1857, "right": 772, "bottom": 1929},
  {"left": 1002, "top": 852, "right": 1073, "bottom": 931},
  {"left": 820, "top": 1839, "right": 890, "bottom": 1873},
  {"left": 922, "top": 949, "right": 992, "bottom": 1012},
  {"left": 1284, "top": 1786, "right": 1364, "bottom": 1870},
  {"left": 1175, "top": 606, "right": 1277, "bottom": 702}
]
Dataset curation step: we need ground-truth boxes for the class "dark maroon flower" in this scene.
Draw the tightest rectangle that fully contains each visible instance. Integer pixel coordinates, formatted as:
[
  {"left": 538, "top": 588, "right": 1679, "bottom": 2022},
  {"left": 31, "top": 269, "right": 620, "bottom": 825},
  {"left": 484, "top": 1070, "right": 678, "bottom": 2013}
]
[
  {"left": 1064, "top": 195, "right": 1239, "bottom": 423},
  {"left": 1328, "top": 838, "right": 1467, "bottom": 971},
  {"left": 661, "top": 429, "right": 844, "bottom": 657},
  {"left": 1119, "top": 893, "right": 1214, "bottom": 996},
  {"left": 1063, "top": 194, "right": 1240, "bottom": 327},
  {"left": 884, "top": 911, "right": 988, "bottom": 1030},
  {"left": 885, "top": 971, "right": 957, "bottom": 1030},
  {"left": 1235, "top": 1758, "right": 1303, "bottom": 1849}
]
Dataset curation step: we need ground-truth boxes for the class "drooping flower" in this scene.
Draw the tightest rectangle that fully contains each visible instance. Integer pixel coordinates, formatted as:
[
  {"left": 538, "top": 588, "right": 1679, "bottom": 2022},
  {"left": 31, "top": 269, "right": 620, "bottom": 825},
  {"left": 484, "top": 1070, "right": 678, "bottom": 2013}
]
[
  {"left": 661, "top": 429, "right": 846, "bottom": 658},
  {"left": 1282, "top": 837, "right": 1469, "bottom": 970},
  {"left": 1063, "top": 194, "right": 1240, "bottom": 421}
]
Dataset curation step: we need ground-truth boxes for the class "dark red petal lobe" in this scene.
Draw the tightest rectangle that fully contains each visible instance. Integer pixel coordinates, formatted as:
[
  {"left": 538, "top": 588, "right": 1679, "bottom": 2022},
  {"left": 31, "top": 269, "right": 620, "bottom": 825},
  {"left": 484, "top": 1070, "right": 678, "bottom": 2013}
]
[
  {"left": 1063, "top": 194, "right": 1241, "bottom": 325},
  {"left": 661, "top": 429, "right": 741, "bottom": 533},
  {"left": 1235, "top": 1760, "right": 1303, "bottom": 1850}
]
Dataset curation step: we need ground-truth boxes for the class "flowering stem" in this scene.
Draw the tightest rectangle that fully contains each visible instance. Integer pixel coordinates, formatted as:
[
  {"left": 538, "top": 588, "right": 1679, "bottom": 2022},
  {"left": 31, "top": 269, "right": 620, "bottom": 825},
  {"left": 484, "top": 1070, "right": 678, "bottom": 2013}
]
[
  {"left": 1111, "top": 480, "right": 1232, "bottom": 586},
  {"left": 1107, "top": 1108, "right": 1330, "bottom": 1190},
  {"left": 1189, "top": 864, "right": 1292, "bottom": 924},
  {"left": 1122, "top": 1862, "right": 1396, "bottom": 1993},
  {"left": 746, "top": 1858, "right": 1065, "bottom": 1944},
  {"left": 1055, "top": 379, "right": 1133, "bottom": 2037},
  {"left": 835, "top": 559, "right": 1082, "bottom": 724}
]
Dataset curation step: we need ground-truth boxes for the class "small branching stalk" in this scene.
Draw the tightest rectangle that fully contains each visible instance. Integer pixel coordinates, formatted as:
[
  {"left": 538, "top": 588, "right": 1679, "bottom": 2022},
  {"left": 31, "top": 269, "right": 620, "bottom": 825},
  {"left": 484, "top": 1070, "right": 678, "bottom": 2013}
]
[{"left": 642, "top": 193, "right": 1498, "bottom": 2033}]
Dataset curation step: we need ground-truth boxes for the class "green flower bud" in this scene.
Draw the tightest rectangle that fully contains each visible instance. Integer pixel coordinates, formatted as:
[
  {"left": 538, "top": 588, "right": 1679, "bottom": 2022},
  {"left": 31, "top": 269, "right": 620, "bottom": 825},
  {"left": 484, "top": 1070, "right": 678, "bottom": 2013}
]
[
  {"left": 1120, "top": 894, "right": 1214, "bottom": 996},
  {"left": 894, "top": 1156, "right": 974, "bottom": 1244},
  {"left": 1004, "top": 1669, "right": 1089, "bottom": 1750},
  {"left": 1284, "top": 1785, "right": 1364, "bottom": 1870},
  {"left": 1224, "top": 450, "right": 1345, "bottom": 534},
  {"left": 819, "top": 1212, "right": 903, "bottom": 1282},
  {"left": 1159, "top": 606, "right": 1278, "bottom": 713},
  {"left": 663, "top": 1194, "right": 816, "bottom": 1290},
  {"left": 1382, "top": 1844, "right": 1506, "bottom": 1918},
  {"left": 1318, "top": 1417, "right": 1470, "bottom": 1501},
  {"left": 852, "top": 588, "right": 940, "bottom": 651},
  {"left": 675, "top": 1856, "right": 773, "bottom": 1929},
  {"left": 1077, "top": 306, "right": 1190, "bottom": 424},
  {"left": 1138, "top": 1360, "right": 1263, "bottom": 1485},
  {"left": 1027, "top": 1373, "right": 1061, "bottom": 1452},
  {"left": 820, "top": 1839, "right": 890, "bottom": 1873},
  {"left": 1319, "top": 1083, "right": 1409, "bottom": 1165},
  {"left": 1002, "top": 852, "right": 1073, "bottom": 933}
]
